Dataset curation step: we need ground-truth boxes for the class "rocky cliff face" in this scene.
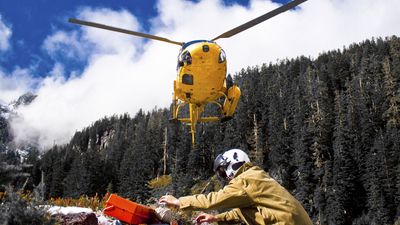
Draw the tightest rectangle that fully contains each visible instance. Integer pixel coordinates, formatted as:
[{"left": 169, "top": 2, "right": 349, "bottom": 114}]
[
  {"left": 9, "top": 92, "right": 37, "bottom": 110},
  {"left": 0, "top": 92, "right": 37, "bottom": 153},
  {"left": 0, "top": 92, "right": 37, "bottom": 121},
  {"left": 98, "top": 129, "right": 115, "bottom": 150}
]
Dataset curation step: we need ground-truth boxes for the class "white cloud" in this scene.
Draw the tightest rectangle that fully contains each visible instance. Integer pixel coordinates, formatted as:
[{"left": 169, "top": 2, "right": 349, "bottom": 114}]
[
  {"left": 78, "top": 7, "right": 143, "bottom": 55},
  {"left": 0, "top": 68, "right": 37, "bottom": 104},
  {"left": 43, "top": 30, "right": 88, "bottom": 60},
  {"left": 10, "top": 7, "right": 178, "bottom": 149},
  {"left": 0, "top": 14, "right": 12, "bottom": 51},
  {"left": 43, "top": 8, "right": 142, "bottom": 60},
  {"left": 8, "top": 0, "right": 400, "bottom": 149}
]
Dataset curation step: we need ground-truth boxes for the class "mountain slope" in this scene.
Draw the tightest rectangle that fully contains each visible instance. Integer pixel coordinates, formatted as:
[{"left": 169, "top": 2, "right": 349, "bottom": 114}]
[{"left": 5, "top": 36, "right": 400, "bottom": 224}]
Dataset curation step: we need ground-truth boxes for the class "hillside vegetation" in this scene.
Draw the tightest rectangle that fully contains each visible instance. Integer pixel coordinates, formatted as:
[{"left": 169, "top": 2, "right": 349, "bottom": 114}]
[{"left": 2, "top": 36, "right": 400, "bottom": 225}]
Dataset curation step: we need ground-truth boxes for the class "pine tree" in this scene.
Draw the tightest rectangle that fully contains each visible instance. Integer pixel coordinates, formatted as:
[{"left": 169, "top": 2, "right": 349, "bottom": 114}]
[
  {"left": 266, "top": 62, "right": 294, "bottom": 189},
  {"left": 63, "top": 156, "right": 89, "bottom": 198},
  {"left": 327, "top": 90, "right": 357, "bottom": 225},
  {"left": 103, "top": 114, "right": 134, "bottom": 191},
  {"left": 118, "top": 112, "right": 152, "bottom": 203},
  {"left": 292, "top": 66, "right": 316, "bottom": 217},
  {"left": 364, "top": 131, "right": 392, "bottom": 224}
]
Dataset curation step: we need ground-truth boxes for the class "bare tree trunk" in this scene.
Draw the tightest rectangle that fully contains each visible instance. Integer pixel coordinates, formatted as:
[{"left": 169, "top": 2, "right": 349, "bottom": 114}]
[
  {"left": 163, "top": 127, "right": 168, "bottom": 175},
  {"left": 250, "top": 113, "right": 263, "bottom": 165}
]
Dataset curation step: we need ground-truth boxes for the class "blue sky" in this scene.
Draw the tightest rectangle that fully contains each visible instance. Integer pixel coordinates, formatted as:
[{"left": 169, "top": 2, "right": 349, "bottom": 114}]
[{"left": 1, "top": 0, "right": 399, "bottom": 148}]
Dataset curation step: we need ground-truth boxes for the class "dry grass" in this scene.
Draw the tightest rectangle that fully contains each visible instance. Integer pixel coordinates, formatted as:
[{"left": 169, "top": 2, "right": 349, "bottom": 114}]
[
  {"left": 148, "top": 175, "right": 172, "bottom": 189},
  {"left": 49, "top": 193, "right": 110, "bottom": 211}
]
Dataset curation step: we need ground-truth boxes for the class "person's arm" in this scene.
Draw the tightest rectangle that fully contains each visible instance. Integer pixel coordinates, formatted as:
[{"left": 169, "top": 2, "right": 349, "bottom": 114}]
[
  {"left": 159, "top": 196, "right": 243, "bottom": 224},
  {"left": 215, "top": 208, "right": 242, "bottom": 223},
  {"left": 195, "top": 212, "right": 218, "bottom": 224},
  {"left": 195, "top": 209, "right": 241, "bottom": 224},
  {"left": 159, "top": 195, "right": 180, "bottom": 208},
  {"left": 158, "top": 178, "right": 253, "bottom": 211},
  {"left": 179, "top": 178, "right": 253, "bottom": 211}
]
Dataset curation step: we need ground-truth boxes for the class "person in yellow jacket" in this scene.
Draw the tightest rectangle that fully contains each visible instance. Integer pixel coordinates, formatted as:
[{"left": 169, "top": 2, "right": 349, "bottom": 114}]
[{"left": 159, "top": 149, "right": 312, "bottom": 225}]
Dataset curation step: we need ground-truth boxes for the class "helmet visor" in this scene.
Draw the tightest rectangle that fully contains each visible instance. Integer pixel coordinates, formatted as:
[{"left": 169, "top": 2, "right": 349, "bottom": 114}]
[
  {"left": 214, "top": 153, "right": 229, "bottom": 181},
  {"left": 213, "top": 154, "right": 226, "bottom": 172},
  {"left": 216, "top": 165, "right": 227, "bottom": 180}
]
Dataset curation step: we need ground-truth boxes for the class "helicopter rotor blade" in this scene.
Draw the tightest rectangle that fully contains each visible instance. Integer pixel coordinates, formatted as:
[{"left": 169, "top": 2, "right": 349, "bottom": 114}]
[
  {"left": 69, "top": 18, "right": 183, "bottom": 46},
  {"left": 211, "top": 0, "right": 307, "bottom": 41}
]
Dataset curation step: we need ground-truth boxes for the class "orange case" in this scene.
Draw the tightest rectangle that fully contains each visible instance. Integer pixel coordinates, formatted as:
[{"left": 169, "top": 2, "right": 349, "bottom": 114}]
[{"left": 103, "top": 194, "right": 156, "bottom": 224}]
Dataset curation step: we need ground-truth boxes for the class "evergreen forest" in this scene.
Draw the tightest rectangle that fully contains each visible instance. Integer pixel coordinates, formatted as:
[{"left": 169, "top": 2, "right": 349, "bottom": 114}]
[{"left": 1, "top": 36, "right": 400, "bottom": 225}]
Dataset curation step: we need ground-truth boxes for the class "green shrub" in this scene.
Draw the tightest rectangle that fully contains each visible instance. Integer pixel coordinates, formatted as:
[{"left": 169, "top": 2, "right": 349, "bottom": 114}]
[{"left": 0, "top": 188, "right": 54, "bottom": 225}]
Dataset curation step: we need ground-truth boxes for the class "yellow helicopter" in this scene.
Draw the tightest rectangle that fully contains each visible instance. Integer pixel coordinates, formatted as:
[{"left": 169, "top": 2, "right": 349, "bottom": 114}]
[{"left": 69, "top": 0, "right": 307, "bottom": 145}]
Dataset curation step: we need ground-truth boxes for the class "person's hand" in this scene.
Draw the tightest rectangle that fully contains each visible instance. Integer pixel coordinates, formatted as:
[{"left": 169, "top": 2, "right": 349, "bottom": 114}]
[
  {"left": 159, "top": 195, "right": 180, "bottom": 209},
  {"left": 194, "top": 212, "right": 218, "bottom": 224}
]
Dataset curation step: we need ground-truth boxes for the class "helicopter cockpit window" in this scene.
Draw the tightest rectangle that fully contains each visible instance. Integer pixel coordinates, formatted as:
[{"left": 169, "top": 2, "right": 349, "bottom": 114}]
[
  {"left": 218, "top": 50, "right": 226, "bottom": 63},
  {"left": 180, "top": 51, "right": 192, "bottom": 65},
  {"left": 182, "top": 74, "right": 193, "bottom": 85},
  {"left": 177, "top": 51, "right": 192, "bottom": 70}
]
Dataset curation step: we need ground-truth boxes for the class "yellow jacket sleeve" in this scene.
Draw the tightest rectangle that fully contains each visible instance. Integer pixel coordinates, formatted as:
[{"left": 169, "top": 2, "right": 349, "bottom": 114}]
[
  {"left": 179, "top": 178, "right": 253, "bottom": 211},
  {"left": 215, "top": 208, "right": 242, "bottom": 223}
]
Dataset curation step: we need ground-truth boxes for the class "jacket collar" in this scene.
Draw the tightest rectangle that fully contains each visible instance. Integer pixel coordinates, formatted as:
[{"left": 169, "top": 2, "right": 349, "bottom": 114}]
[{"left": 234, "top": 162, "right": 254, "bottom": 177}]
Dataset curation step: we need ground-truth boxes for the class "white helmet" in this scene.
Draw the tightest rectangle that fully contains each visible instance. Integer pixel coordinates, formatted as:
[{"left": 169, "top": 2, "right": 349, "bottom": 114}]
[{"left": 213, "top": 149, "right": 250, "bottom": 181}]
